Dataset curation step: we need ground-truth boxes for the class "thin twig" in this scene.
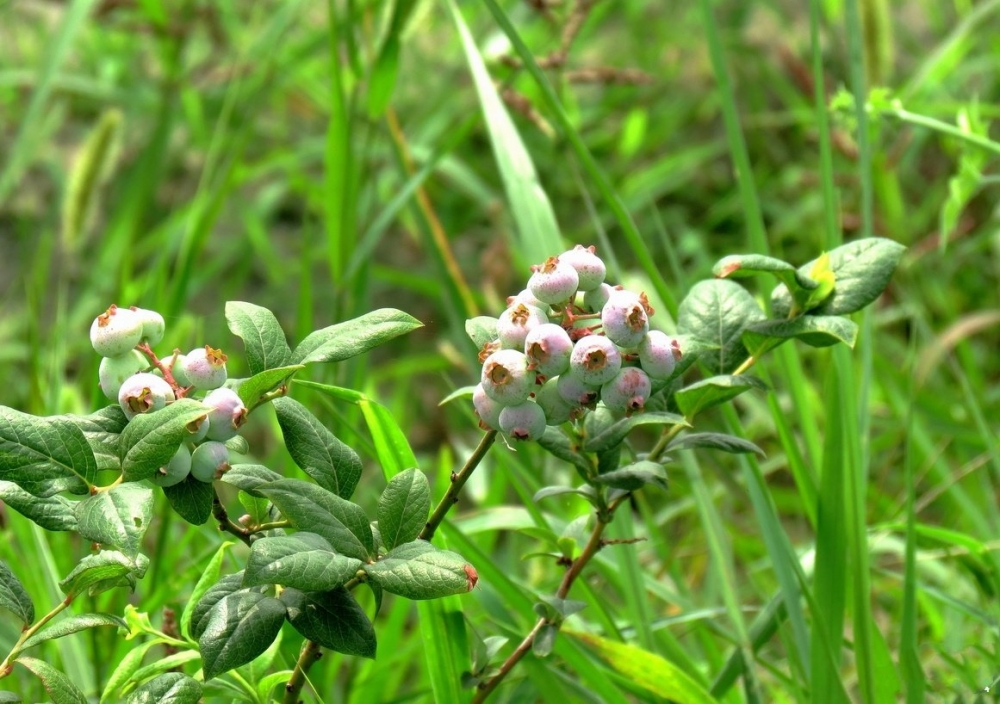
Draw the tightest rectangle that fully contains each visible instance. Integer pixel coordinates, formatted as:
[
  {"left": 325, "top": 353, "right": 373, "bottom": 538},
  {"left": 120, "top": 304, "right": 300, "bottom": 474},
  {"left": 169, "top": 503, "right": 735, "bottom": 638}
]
[
  {"left": 282, "top": 640, "right": 323, "bottom": 704},
  {"left": 421, "top": 430, "right": 498, "bottom": 542},
  {"left": 212, "top": 494, "right": 251, "bottom": 546}
]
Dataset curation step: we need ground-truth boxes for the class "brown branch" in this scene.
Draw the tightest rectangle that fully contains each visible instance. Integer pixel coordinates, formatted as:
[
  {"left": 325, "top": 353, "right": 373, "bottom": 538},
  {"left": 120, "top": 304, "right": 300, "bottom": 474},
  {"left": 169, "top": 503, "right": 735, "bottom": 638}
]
[
  {"left": 499, "top": 87, "right": 555, "bottom": 137},
  {"left": 282, "top": 640, "right": 323, "bottom": 704},
  {"left": 420, "top": 431, "right": 498, "bottom": 542},
  {"left": 212, "top": 494, "right": 251, "bottom": 546},
  {"left": 564, "top": 67, "right": 653, "bottom": 85}
]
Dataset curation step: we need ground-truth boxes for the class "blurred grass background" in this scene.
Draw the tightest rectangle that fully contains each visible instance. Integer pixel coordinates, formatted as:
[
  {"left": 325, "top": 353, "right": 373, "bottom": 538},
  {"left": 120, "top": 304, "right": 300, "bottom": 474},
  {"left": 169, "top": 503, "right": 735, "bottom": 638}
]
[{"left": 2, "top": 0, "right": 1000, "bottom": 701}]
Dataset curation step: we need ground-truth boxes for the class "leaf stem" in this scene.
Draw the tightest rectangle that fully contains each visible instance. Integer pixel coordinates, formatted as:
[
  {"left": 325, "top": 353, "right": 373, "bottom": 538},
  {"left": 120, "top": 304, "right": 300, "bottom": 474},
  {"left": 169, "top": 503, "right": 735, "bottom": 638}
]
[
  {"left": 420, "top": 430, "right": 498, "bottom": 541},
  {"left": 282, "top": 639, "right": 323, "bottom": 704},
  {"left": 471, "top": 497, "right": 624, "bottom": 702},
  {"left": 0, "top": 595, "right": 74, "bottom": 676},
  {"left": 212, "top": 494, "right": 252, "bottom": 546}
]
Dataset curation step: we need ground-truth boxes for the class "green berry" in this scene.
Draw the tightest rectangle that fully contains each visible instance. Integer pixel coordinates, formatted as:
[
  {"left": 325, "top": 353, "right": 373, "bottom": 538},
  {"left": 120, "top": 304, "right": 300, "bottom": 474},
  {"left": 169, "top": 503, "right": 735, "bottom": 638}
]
[
  {"left": 527, "top": 256, "right": 580, "bottom": 305},
  {"left": 118, "top": 372, "right": 175, "bottom": 420},
  {"left": 601, "top": 291, "right": 649, "bottom": 348},
  {"left": 600, "top": 367, "right": 651, "bottom": 415},
  {"left": 190, "top": 441, "right": 230, "bottom": 483},
  {"left": 203, "top": 388, "right": 248, "bottom": 442},
  {"left": 481, "top": 349, "right": 533, "bottom": 405},
  {"left": 161, "top": 352, "right": 191, "bottom": 387},
  {"left": 129, "top": 307, "right": 165, "bottom": 346},
  {"left": 555, "top": 373, "right": 600, "bottom": 407},
  {"left": 150, "top": 445, "right": 192, "bottom": 487},
  {"left": 583, "top": 283, "right": 613, "bottom": 313},
  {"left": 473, "top": 383, "right": 503, "bottom": 431},
  {"left": 499, "top": 401, "right": 546, "bottom": 441},
  {"left": 535, "top": 378, "right": 578, "bottom": 426},
  {"left": 558, "top": 245, "right": 606, "bottom": 292},
  {"left": 98, "top": 350, "right": 149, "bottom": 401},
  {"left": 90, "top": 305, "right": 144, "bottom": 357},
  {"left": 637, "top": 331, "right": 681, "bottom": 380},
  {"left": 181, "top": 346, "right": 228, "bottom": 390},
  {"left": 569, "top": 335, "right": 622, "bottom": 386}
]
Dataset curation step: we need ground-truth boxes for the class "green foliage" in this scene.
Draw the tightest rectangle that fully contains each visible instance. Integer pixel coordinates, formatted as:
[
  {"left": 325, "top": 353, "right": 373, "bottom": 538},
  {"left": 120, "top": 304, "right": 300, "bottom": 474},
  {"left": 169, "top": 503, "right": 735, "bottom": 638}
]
[
  {"left": 198, "top": 591, "right": 286, "bottom": 680},
  {"left": 0, "top": 562, "right": 34, "bottom": 626},
  {"left": 125, "top": 673, "right": 202, "bottom": 704}
]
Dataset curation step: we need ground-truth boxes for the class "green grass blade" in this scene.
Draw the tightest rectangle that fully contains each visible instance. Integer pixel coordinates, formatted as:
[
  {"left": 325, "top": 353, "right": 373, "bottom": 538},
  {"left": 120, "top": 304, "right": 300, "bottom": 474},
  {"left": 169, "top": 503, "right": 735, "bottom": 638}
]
[{"left": 448, "top": 0, "right": 562, "bottom": 268}]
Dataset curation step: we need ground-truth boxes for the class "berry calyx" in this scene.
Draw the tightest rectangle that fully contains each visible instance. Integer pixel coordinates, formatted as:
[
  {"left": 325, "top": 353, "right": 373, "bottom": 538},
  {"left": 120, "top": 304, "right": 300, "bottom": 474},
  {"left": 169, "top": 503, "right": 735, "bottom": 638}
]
[
  {"left": 527, "top": 257, "right": 580, "bottom": 305},
  {"left": 203, "top": 388, "right": 248, "bottom": 442},
  {"left": 118, "top": 372, "right": 176, "bottom": 420},
  {"left": 182, "top": 346, "right": 228, "bottom": 390},
  {"left": 481, "top": 349, "right": 533, "bottom": 405}
]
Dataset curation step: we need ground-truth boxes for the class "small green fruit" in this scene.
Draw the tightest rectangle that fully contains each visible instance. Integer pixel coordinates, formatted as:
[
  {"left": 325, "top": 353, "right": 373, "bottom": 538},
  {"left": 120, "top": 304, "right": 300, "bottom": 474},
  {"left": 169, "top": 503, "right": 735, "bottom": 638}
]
[
  {"left": 150, "top": 445, "right": 192, "bottom": 487},
  {"left": 190, "top": 441, "right": 230, "bottom": 483},
  {"left": 98, "top": 350, "right": 149, "bottom": 401}
]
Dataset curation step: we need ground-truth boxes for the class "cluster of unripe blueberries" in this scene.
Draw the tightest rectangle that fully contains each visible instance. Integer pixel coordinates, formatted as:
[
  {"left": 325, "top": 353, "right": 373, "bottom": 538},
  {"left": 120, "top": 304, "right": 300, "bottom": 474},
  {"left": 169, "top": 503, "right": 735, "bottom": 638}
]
[
  {"left": 474, "top": 245, "right": 682, "bottom": 442},
  {"left": 91, "top": 305, "right": 246, "bottom": 486}
]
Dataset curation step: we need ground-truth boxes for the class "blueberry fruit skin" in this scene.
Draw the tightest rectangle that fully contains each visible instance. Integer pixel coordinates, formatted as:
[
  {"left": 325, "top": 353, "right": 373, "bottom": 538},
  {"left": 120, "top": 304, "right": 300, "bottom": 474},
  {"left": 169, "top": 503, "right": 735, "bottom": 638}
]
[
  {"left": 473, "top": 383, "right": 503, "bottom": 431},
  {"left": 118, "top": 372, "right": 176, "bottom": 420},
  {"left": 524, "top": 323, "right": 573, "bottom": 378},
  {"left": 583, "top": 283, "right": 614, "bottom": 314},
  {"left": 558, "top": 245, "right": 606, "bottom": 292},
  {"left": 569, "top": 335, "right": 623, "bottom": 386},
  {"left": 600, "top": 367, "right": 652, "bottom": 415},
  {"left": 99, "top": 350, "right": 149, "bottom": 401},
  {"left": 498, "top": 400, "right": 547, "bottom": 441},
  {"left": 497, "top": 303, "right": 549, "bottom": 350},
  {"left": 190, "top": 441, "right": 231, "bottom": 483},
  {"left": 556, "top": 373, "right": 600, "bottom": 407},
  {"left": 160, "top": 352, "right": 191, "bottom": 387},
  {"left": 601, "top": 291, "right": 649, "bottom": 348},
  {"left": 480, "top": 349, "right": 533, "bottom": 406},
  {"left": 535, "top": 378, "right": 578, "bottom": 426},
  {"left": 150, "top": 445, "right": 192, "bottom": 487},
  {"left": 130, "top": 306, "right": 165, "bottom": 346},
  {"left": 182, "top": 346, "right": 229, "bottom": 390},
  {"left": 90, "top": 305, "right": 144, "bottom": 357},
  {"left": 637, "top": 330, "right": 681, "bottom": 380},
  {"left": 203, "top": 388, "right": 248, "bottom": 442},
  {"left": 527, "top": 257, "right": 580, "bottom": 305}
]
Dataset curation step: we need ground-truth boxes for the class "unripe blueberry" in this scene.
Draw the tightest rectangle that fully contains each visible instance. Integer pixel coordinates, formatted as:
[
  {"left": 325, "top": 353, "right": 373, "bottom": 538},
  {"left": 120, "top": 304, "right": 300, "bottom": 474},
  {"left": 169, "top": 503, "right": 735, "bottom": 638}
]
[
  {"left": 527, "top": 256, "right": 580, "bottom": 305},
  {"left": 118, "top": 373, "right": 175, "bottom": 420},
  {"left": 150, "top": 445, "right": 192, "bottom": 487},
  {"left": 481, "top": 349, "right": 533, "bottom": 405},
  {"left": 506, "top": 288, "right": 548, "bottom": 311},
  {"left": 498, "top": 401, "right": 546, "bottom": 441},
  {"left": 181, "top": 346, "right": 228, "bottom": 390},
  {"left": 558, "top": 245, "right": 606, "bottom": 292},
  {"left": 203, "top": 388, "right": 248, "bottom": 442},
  {"left": 602, "top": 291, "right": 649, "bottom": 348},
  {"left": 524, "top": 323, "right": 573, "bottom": 377},
  {"left": 497, "top": 303, "right": 548, "bottom": 350},
  {"left": 637, "top": 331, "right": 681, "bottom": 380},
  {"left": 556, "top": 373, "right": 600, "bottom": 407},
  {"left": 535, "top": 378, "right": 578, "bottom": 426},
  {"left": 129, "top": 306, "right": 165, "bottom": 346},
  {"left": 190, "top": 441, "right": 230, "bottom": 483},
  {"left": 187, "top": 414, "right": 210, "bottom": 443},
  {"left": 98, "top": 350, "right": 149, "bottom": 401},
  {"left": 569, "top": 335, "right": 622, "bottom": 386},
  {"left": 90, "top": 305, "right": 144, "bottom": 357},
  {"left": 583, "top": 283, "right": 613, "bottom": 313},
  {"left": 473, "top": 384, "right": 503, "bottom": 431},
  {"left": 161, "top": 352, "right": 191, "bottom": 387},
  {"left": 600, "top": 367, "right": 652, "bottom": 415}
]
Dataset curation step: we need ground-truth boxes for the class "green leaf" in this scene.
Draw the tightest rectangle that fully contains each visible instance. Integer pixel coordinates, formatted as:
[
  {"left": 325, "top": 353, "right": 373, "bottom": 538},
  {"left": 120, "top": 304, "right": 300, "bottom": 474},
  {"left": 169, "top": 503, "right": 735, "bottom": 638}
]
[
  {"left": 198, "top": 590, "right": 286, "bottom": 680},
  {"left": 243, "top": 534, "right": 362, "bottom": 591},
  {"left": 180, "top": 542, "right": 232, "bottom": 640},
  {"left": 537, "top": 427, "right": 592, "bottom": 478},
  {"left": 100, "top": 640, "right": 159, "bottom": 704},
  {"left": 21, "top": 613, "right": 127, "bottom": 651},
  {"left": 291, "top": 309, "right": 423, "bottom": 365},
  {"left": 74, "top": 483, "right": 153, "bottom": 557},
  {"left": 676, "top": 279, "right": 766, "bottom": 373},
  {"left": 566, "top": 630, "right": 719, "bottom": 704},
  {"left": 590, "top": 460, "right": 668, "bottom": 492},
  {"left": 364, "top": 540, "right": 476, "bottom": 600},
  {"left": 0, "top": 405, "right": 98, "bottom": 496},
  {"left": 258, "top": 479, "right": 374, "bottom": 560},
  {"left": 273, "top": 397, "right": 361, "bottom": 499},
  {"left": 225, "top": 301, "right": 292, "bottom": 375},
  {"left": 130, "top": 651, "right": 202, "bottom": 684},
  {"left": 533, "top": 485, "right": 598, "bottom": 503},
  {"left": 367, "top": 35, "right": 400, "bottom": 117},
  {"left": 126, "top": 673, "right": 202, "bottom": 704},
  {"left": 741, "top": 315, "right": 858, "bottom": 357},
  {"left": 119, "top": 399, "right": 208, "bottom": 482},
  {"left": 161, "top": 474, "right": 214, "bottom": 526},
  {"left": 377, "top": 468, "right": 430, "bottom": 551},
  {"left": 675, "top": 375, "right": 767, "bottom": 418},
  {"left": 235, "top": 365, "right": 304, "bottom": 411},
  {"left": 190, "top": 573, "right": 246, "bottom": 641},
  {"left": 58, "top": 405, "right": 128, "bottom": 472},
  {"left": 449, "top": 0, "right": 563, "bottom": 266},
  {"left": 219, "top": 464, "right": 284, "bottom": 496},
  {"left": 464, "top": 316, "right": 499, "bottom": 349},
  {"left": 667, "top": 433, "right": 765, "bottom": 457},
  {"left": 60, "top": 550, "right": 148, "bottom": 597},
  {"left": 665, "top": 335, "right": 719, "bottom": 383},
  {"left": 533, "top": 623, "right": 558, "bottom": 658},
  {"left": 582, "top": 411, "right": 688, "bottom": 452},
  {"left": 0, "top": 693, "right": 20, "bottom": 702},
  {"left": 0, "top": 481, "right": 77, "bottom": 531},
  {"left": 280, "top": 587, "right": 376, "bottom": 658},
  {"left": 713, "top": 253, "right": 818, "bottom": 292},
  {"left": 771, "top": 238, "right": 906, "bottom": 316},
  {"left": 0, "top": 560, "right": 33, "bottom": 625},
  {"left": 16, "top": 657, "right": 87, "bottom": 704}
]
